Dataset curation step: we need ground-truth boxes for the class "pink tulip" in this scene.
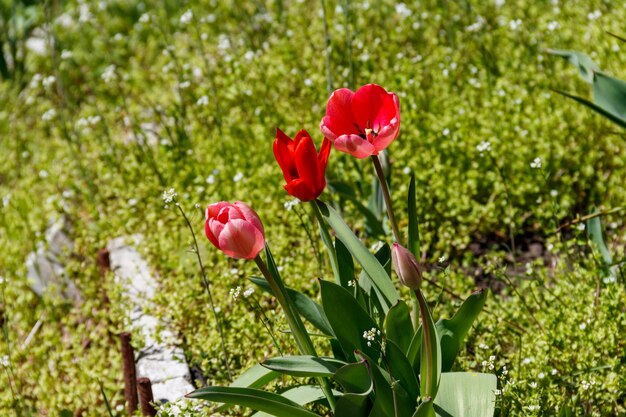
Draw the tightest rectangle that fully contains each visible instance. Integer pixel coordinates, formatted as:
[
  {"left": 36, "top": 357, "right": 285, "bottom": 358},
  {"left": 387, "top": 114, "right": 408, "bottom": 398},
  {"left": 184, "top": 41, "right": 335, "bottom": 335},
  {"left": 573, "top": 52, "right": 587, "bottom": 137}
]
[
  {"left": 391, "top": 243, "right": 422, "bottom": 289},
  {"left": 320, "top": 84, "right": 400, "bottom": 159},
  {"left": 205, "top": 201, "right": 265, "bottom": 260}
]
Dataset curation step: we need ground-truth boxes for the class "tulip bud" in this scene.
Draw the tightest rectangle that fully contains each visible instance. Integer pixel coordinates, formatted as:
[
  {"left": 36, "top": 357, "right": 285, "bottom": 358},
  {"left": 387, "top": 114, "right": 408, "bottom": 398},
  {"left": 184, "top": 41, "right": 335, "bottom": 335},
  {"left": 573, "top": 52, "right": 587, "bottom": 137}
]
[
  {"left": 205, "top": 201, "right": 265, "bottom": 260},
  {"left": 391, "top": 243, "right": 422, "bottom": 289}
]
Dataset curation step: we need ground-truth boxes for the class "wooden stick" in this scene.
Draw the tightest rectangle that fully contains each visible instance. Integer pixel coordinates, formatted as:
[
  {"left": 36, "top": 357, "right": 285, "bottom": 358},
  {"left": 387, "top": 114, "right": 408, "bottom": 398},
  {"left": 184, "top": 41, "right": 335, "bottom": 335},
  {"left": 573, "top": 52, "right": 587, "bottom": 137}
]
[
  {"left": 137, "top": 377, "right": 157, "bottom": 417},
  {"left": 120, "top": 332, "right": 138, "bottom": 415}
]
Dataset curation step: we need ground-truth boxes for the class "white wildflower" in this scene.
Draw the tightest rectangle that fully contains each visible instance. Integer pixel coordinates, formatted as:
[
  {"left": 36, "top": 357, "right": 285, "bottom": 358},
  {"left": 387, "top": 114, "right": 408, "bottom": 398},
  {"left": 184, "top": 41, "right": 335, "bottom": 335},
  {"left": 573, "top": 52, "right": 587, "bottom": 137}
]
[
  {"left": 162, "top": 188, "right": 177, "bottom": 203},
  {"left": 139, "top": 13, "right": 150, "bottom": 23},
  {"left": 587, "top": 10, "right": 602, "bottom": 21},
  {"left": 243, "top": 287, "right": 255, "bottom": 298},
  {"left": 465, "top": 15, "right": 485, "bottom": 32},
  {"left": 576, "top": 223, "right": 585, "bottom": 231},
  {"left": 42, "top": 75, "right": 56, "bottom": 88},
  {"left": 478, "top": 343, "right": 489, "bottom": 350},
  {"left": 283, "top": 198, "right": 300, "bottom": 211},
  {"left": 547, "top": 21, "right": 560, "bottom": 31},
  {"left": 438, "top": 256, "right": 446, "bottom": 263},
  {"left": 233, "top": 172, "right": 244, "bottom": 182},
  {"left": 180, "top": 9, "right": 193, "bottom": 25},
  {"left": 509, "top": 19, "right": 522, "bottom": 31},
  {"left": 60, "top": 50, "right": 73, "bottom": 59},
  {"left": 529, "top": 381, "right": 538, "bottom": 389},
  {"left": 530, "top": 157, "right": 542, "bottom": 169},
  {"left": 402, "top": 166, "right": 411, "bottom": 175},
  {"left": 477, "top": 140, "right": 491, "bottom": 155},
  {"left": 0, "top": 356, "right": 8, "bottom": 367},
  {"left": 101, "top": 65, "right": 117, "bottom": 83},
  {"left": 206, "top": 174, "right": 216, "bottom": 184},
  {"left": 395, "top": 3, "right": 412, "bottom": 18},
  {"left": 442, "top": 128, "right": 450, "bottom": 136},
  {"left": 230, "top": 286, "right": 242, "bottom": 300},
  {"left": 42, "top": 109, "right": 57, "bottom": 121},
  {"left": 304, "top": 78, "right": 313, "bottom": 87}
]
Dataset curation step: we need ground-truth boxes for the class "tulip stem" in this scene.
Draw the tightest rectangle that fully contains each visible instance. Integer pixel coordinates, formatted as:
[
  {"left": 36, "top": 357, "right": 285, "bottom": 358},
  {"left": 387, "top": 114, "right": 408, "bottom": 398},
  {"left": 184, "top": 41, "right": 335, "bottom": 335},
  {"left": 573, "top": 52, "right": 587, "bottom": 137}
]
[
  {"left": 311, "top": 200, "right": 342, "bottom": 285},
  {"left": 254, "top": 252, "right": 337, "bottom": 411},
  {"left": 371, "top": 154, "right": 402, "bottom": 243},
  {"left": 176, "top": 203, "right": 233, "bottom": 381}
]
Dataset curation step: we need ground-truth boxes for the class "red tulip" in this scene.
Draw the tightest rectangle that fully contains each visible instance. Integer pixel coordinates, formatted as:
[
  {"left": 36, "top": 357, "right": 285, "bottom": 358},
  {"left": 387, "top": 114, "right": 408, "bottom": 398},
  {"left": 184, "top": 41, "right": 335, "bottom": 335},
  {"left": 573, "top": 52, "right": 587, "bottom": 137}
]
[
  {"left": 320, "top": 84, "right": 400, "bottom": 159},
  {"left": 391, "top": 243, "right": 422, "bottom": 289},
  {"left": 273, "top": 128, "right": 331, "bottom": 202},
  {"left": 205, "top": 201, "right": 265, "bottom": 260}
]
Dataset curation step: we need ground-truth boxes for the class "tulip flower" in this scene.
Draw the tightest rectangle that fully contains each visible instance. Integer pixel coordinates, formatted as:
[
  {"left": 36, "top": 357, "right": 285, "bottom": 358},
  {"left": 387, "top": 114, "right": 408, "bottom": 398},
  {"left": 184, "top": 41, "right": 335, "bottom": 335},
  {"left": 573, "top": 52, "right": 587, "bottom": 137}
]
[
  {"left": 391, "top": 243, "right": 422, "bottom": 289},
  {"left": 320, "top": 84, "right": 400, "bottom": 159},
  {"left": 273, "top": 128, "right": 331, "bottom": 202},
  {"left": 205, "top": 201, "right": 265, "bottom": 260}
]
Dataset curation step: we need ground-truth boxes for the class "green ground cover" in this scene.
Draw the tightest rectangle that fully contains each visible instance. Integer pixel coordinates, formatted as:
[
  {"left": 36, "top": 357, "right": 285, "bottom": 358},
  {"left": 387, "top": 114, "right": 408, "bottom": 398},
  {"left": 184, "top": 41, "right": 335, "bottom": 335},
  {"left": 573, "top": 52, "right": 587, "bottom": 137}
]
[{"left": 1, "top": 0, "right": 626, "bottom": 415}]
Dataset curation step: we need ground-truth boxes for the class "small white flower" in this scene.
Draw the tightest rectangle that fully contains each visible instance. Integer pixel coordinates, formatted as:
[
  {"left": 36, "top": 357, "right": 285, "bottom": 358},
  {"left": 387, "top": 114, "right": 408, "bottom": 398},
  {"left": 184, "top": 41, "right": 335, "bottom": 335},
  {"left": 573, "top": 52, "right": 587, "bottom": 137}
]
[
  {"left": 304, "top": 78, "right": 313, "bottom": 87},
  {"left": 579, "top": 322, "right": 587, "bottom": 330},
  {"left": 244, "top": 50, "right": 255, "bottom": 62},
  {"left": 587, "top": 10, "right": 602, "bottom": 21},
  {"left": 42, "top": 109, "right": 57, "bottom": 121},
  {"left": 243, "top": 287, "right": 255, "bottom": 298},
  {"left": 442, "top": 128, "right": 450, "bottom": 136},
  {"left": 60, "top": 50, "right": 73, "bottom": 59},
  {"left": 576, "top": 223, "right": 586, "bottom": 231},
  {"left": 348, "top": 280, "right": 356, "bottom": 287},
  {"left": 550, "top": 189, "right": 558, "bottom": 197},
  {"left": 495, "top": 389, "right": 502, "bottom": 395},
  {"left": 206, "top": 174, "right": 216, "bottom": 184},
  {"left": 522, "top": 357, "right": 532, "bottom": 365},
  {"left": 139, "top": 13, "right": 150, "bottom": 23},
  {"left": 214, "top": 306, "right": 221, "bottom": 314},
  {"left": 178, "top": 80, "right": 191, "bottom": 89},
  {"left": 233, "top": 172, "right": 244, "bottom": 182},
  {"left": 162, "top": 188, "right": 177, "bottom": 203},
  {"left": 465, "top": 15, "right": 485, "bottom": 32},
  {"left": 180, "top": 9, "right": 193, "bottom": 25},
  {"left": 547, "top": 21, "right": 560, "bottom": 31},
  {"left": 438, "top": 256, "right": 446, "bottom": 263},
  {"left": 477, "top": 140, "right": 491, "bottom": 154},
  {"left": 530, "top": 157, "right": 542, "bottom": 169},
  {"left": 529, "top": 381, "right": 538, "bottom": 389},
  {"left": 42, "top": 75, "right": 56, "bottom": 89},
  {"left": 283, "top": 198, "right": 300, "bottom": 211},
  {"left": 395, "top": 3, "right": 412, "bottom": 18},
  {"left": 551, "top": 368, "right": 558, "bottom": 375},
  {"left": 538, "top": 372, "right": 545, "bottom": 379},
  {"left": 509, "top": 19, "right": 522, "bottom": 31},
  {"left": 0, "top": 355, "right": 8, "bottom": 367},
  {"left": 128, "top": 198, "right": 137, "bottom": 206},
  {"left": 527, "top": 405, "right": 540, "bottom": 411},
  {"left": 101, "top": 65, "right": 117, "bottom": 83},
  {"left": 230, "top": 286, "right": 242, "bottom": 300},
  {"left": 402, "top": 166, "right": 411, "bottom": 175},
  {"left": 478, "top": 343, "right": 489, "bottom": 350}
]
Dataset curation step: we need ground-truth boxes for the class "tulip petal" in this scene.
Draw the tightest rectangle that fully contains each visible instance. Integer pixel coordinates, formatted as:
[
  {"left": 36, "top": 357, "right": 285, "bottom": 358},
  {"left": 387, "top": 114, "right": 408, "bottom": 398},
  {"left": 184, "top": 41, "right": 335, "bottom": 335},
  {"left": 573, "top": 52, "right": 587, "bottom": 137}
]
[
  {"left": 317, "top": 137, "right": 332, "bottom": 189},
  {"left": 334, "top": 134, "right": 376, "bottom": 159},
  {"left": 207, "top": 201, "right": 231, "bottom": 220},
  {"left": 284, "top": 178, "right": 317, "bottom": 202},
  {"left": 372, "top": 116, "right": 400, "bottom": 152},
  {"left": 218, "top": 219, "right": 265, "bottom": 259},
  {"left": 206, "top": 218, "right": 225, "bottom": 248},
  {"left": 274, "top": 128, "right": 297, "bottom": 182},
  {"left": 294, "top": 131, "right": 320, "bottom": 191},
  {"left": 352, "top": 84, "right": 390, "bottom": 130},
  {"left": 233, "top": 201, "right": 265, "bottom": 235},
  {"left": 321, "top": 88, "right": 360, "bottom": 140}
]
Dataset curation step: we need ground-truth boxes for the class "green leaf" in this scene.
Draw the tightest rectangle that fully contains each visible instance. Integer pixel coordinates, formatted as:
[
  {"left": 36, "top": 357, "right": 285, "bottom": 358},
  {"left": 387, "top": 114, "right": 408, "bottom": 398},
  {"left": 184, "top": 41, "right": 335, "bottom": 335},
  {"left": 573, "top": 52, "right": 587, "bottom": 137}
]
[
  {"left": 433, "top": 372, "right": 497, "bottom": 417},
  {"left": 334, "top": 360, "right": 373, "bottom": 394},
  {"left": 586, "top": 214, "right": 617, "bottom": 280},
  {"left": 336, "top": 237, "right": 356, "bottom": 289},
  {"left": 229, "top": 363, "right": 280, "bottom": 389},
  {"left": 407, "top": 325, "right": 422, "bottom": 375},
  {"left": 417, "top": 291, "right": 441, "bottom": 399},
  {"left": 385, "top": 339, "right": 420, "bottom": 402},
  {"left": 552, "top": 89, "right": 626, "bottom": 129},
  {"left": 252, "top": 386, "right": 342, "bottom": 417},
  {"left": 187, "top": 386, "right": 320, "bottom": 417},
  {"left": 250, "top": 276, "right": 334, "bottom": 337},
  {"left": 357, "top": 351, "right": 414, "bottom": 417},
  {"left": 592, "top": 71, "right": 626, "bottom": 121},
  {"left": 548, "top": 49, "right": 599, "bottom": 83},
  {"left": 413, "top": 399, "right": 436, "bottom": 417},
  {"left": 320, "top": 280, "right": 381, "bottom": 362},
  {"left": 261, "top": 356, "right": 346, "bottom": 378},
  {"left": 437, "top": 289, "right": 488, "bottom": 372},
  {"left": 316, "top": 200, "right": 398, "bottom": 313},
  {"left": 385, "top": 300, "right": 414, "bottom": 354},
  {"left": 408, "top": 175, "right": 421, "bottom": 259}
]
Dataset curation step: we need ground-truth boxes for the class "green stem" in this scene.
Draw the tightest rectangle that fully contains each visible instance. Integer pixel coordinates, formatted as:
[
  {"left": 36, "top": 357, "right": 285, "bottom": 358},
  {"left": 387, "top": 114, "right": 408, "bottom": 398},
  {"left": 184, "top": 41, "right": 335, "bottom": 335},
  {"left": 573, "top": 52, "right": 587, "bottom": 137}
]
[
  {"left": 311, "top": 200, "right": 342, "bottom": 285},
  {"left": 371, "top": 155, "right": 402, "bottom": 243},
  {"left": 415, "top": 289, "right": 436, "bottom": 398},
  {"left": 254, "top": 254, "right": 336, "bottom": 411}
]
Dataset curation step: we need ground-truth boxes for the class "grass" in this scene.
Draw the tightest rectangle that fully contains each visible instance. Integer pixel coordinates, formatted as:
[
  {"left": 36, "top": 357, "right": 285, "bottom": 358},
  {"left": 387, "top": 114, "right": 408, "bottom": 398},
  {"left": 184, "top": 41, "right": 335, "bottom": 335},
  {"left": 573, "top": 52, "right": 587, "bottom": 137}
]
[{"left": 1, "top": 0, "right": 626, "bottom": 415}]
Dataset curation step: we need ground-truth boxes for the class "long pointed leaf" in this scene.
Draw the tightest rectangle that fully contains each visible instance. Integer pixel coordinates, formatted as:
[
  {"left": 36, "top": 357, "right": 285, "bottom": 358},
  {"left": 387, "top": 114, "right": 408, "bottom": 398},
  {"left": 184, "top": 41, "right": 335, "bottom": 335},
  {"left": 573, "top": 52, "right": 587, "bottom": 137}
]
[
  {"left": 253, "top": 386, "right": 340, "bottom": 417},
  {"left": 552, "top": 89, "right": 626, "bottom": 129},
  {"left": 433, "top": 372, "right": 497, "bottom": 417},
  {"left": 187, "top": 386, "right": 320, "bottom": 417},
  {"left": 261, "top": 356, "right": 346, "bottom": 378},
  {"left": 316, "top": 200, "right": 398, "bottom": 313},
  {"left": 408, "top": 175, "right": 421, "bottom": 259}
]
